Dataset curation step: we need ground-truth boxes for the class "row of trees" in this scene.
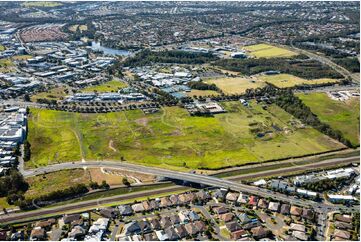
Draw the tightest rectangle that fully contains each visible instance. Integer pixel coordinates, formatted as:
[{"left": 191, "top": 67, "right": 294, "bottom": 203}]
[
  {"left": 18, "top": 184, "right": 89, "bottom": 210},
  {"left": 303, "top": 177, "right": 350, "bottom": 192},
  {"left": 123, "top": 49, "right": 218, "bottom": 67},
  {"left": 214, "top": 56, "right": 343, "bottom": 79},
  {"left": 243, "top": 85, "right": 353, "bottom": 147},
  {"left": 187, "top": 81, "right": 220, "bottom": 91},
  {"left": 0, "top": 170, "right": 29, "bottom": 208}
]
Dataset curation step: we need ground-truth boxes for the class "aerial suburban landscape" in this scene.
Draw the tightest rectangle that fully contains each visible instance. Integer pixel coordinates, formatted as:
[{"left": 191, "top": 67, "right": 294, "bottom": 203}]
[{"left": 0, "top": 1, "right": 360, "bottom": 241}]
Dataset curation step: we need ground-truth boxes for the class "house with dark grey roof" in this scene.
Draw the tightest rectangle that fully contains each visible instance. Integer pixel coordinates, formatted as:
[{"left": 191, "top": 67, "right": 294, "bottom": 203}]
[
  {"left": 118, "top": 205, "right": 133, "bottom": 216},
  {"left": 160, "top": 216, "right": 172, "bottom": 229},
  {"left": 280, "top": 203, "right": 290, "bottom": 215},
  {"left": 165, "top": 227, "right": 180, "bottom": 240},
  {"left": 226, "top": 221, "right": 242, "bottom": 232},
  {"left": 149, "top": 218, "right": 161, "bottom": 230},
  {"left": 124, "top": 221, "right": 141, "bottom": 236},
  {"left": 139, "top": 220, "right": 152, "bottom": 233},
  {"left": 175, "top": 224, "right": 188, "bottom": 238},
  {"left": 169, "top": 214, "right": 180, "bottom": 225}
]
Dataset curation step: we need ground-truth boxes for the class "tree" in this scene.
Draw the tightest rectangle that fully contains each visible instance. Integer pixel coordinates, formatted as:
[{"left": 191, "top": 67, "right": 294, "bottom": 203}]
[{"left": 122, "top": 177, "right": 130, "bottom": 187}]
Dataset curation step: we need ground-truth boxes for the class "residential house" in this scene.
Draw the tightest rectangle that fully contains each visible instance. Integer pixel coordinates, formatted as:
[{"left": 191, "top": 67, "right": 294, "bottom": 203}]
[
  {"left": 292, "top": 231, "right": 308, "bottom": 241},
  {"left": 175, "top": 224, "right": 188, "bottom": 239},
  {"left": 68, "top": 226, "right": 86, "bottom": 240},
  {"left": 226, "top": 221, "right": 242, "bottom": 232},
  {"left": 213, "top": 206, "right": 228, "bottom": 215},
  {"left": 193, "top": 221, "right": 206, "bottom": 233},
  {"left": 231, "top": 229, "right": 248, "bottom": 240},
  {"left": 333, "top": 229, "right": 351, "bottom": 240},
  {"left": 219, "top": 212, "right": 234, "bottom": 222},
  {"left": 289, "top": 223, "right": 306, "bottom": 232},
  {"left": 143, "top": 232, "right": 158, "bottom": 241},
  {"left": 237, "top": 193, "right": 249, "bottom": 204},
  {"left": 30, "top": 228, "right": 45, "bottom": 241},
  {"left": 248, "top": 196, "right": 258, "bottom": 206},
  {"left": 160, "top": 216, "right": 172, "bottom": 229},
  {"left": 99, "top": 207, "right": 118, "bottom": 219},
  {"left": 149, "top": 218, "right": 161, "bottom": 230},
  {"left": 142, "top": 201, "right": 152, "bottom": 211},
  {"left": 169, "top": 194, "right": 180, "bottom": 206},
  {"left": 132, "top": 203, "right": 145, "bottom": 213},
  {"left": 268, "top": 202, "right": 280, "bottom": 212},
  {"left": 226, "top": 192, "right": 239, "bottom": 203},
  {"left": 184, "top": 223, "right": 198, "bottom": 236},
  {"left": 124, "top": 221, "right": 141, "bottom": 236},
  {"left": 188, "top": 211, "right": 200, "bottom": 221},
  {"left": 251, "top": 226, "right": 268, "bottom": 240},
  {"left": 169, "top": 214, "right": 181, "bottom": 225},
  {"left": 280, "top": 204, "right": 290, "bottom": 215},
  {"left": 165, "top": 227, "right": 180, "bottom": 240},
  {"left": 160, "top": 197, "right": 172, "bottom": 208},
  {"left": 257, "top": 199, "right": 268, "bottom": 209},
  {"left": 62, "top": 214, "right": 81, "bottom": 224},
  {"left": 118, "top": 205, "right": 133, "bottom": 216},
  {"left": 178, "top": 211, "right": 190, "bottom": 224},
  {"left": 155, "top": 230, "right": 169, "bottom": 241},
  {"left": 238, "top": 213, "right": 251, "bottom": 224},
  {"left": 290, "top": 206, "right": 303, "bottom": 216},
  {"left": 334, "top": 214, "right": 353, "bottom": 223},
  {"left": 139, "top": 220, "right": 152, "bottom": 233},
  {"left": 334, "top": 221, "right": 353, "bottom": 230},
  {"left": 302, "top": 208, "right": 314, "bottom": 220}
]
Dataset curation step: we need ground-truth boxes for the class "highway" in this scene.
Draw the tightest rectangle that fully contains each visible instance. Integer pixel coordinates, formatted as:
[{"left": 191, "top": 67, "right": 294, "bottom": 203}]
[
  {"left": 22, "top": 157, "right": 360, "bottom": 213},
  {"left": 0, "top": 156, "right": 358, "bottom": 224}
]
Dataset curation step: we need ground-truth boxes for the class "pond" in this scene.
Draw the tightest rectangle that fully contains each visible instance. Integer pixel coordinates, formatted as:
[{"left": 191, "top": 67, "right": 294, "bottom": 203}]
[{"left": 91, "top": 41, "right": 130, "bottom": 56}]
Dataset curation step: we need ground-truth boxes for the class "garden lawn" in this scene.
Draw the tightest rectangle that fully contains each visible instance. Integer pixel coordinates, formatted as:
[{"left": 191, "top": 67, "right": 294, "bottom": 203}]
[
  {"left": 205, "top": 77, "right": 266, "bottom": 94},
  {"left": 243, "top": 44, "right": 297, "bottom": 58},
  {"left": 80, "top": 80, "right": 128, "bottom": 93},
  {"left": 297, "top": 92, "right": 360, "bottom": 146},
  {"left": 257, "top": 73, "right": 340, "bottom": 88},
  {"left": 27, "top": 102, "right": 344, "bottom": 170}
]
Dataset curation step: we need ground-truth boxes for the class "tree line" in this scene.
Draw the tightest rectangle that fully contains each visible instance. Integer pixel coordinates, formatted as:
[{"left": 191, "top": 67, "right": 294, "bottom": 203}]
[
  {"left": 214, "top": 56, "right": 343, "bottom": 79},
  {"left": 123, "top": 49, "right": 218, "bottom": 67},
  {"left": 243, "top": 85, "right": 353, "bottom": 147}
]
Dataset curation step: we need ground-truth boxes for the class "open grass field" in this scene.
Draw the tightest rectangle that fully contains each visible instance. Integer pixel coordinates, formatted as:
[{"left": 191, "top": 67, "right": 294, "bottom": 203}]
[
  {"left": 27, "top": 101, "right": 343, "bottom": 170},
  {"left": 205, "top": 77, "right": 265, "bottom": 94},
  {"left": 80, "top": 80, "right": 128, "bottom": 93},
  {"left": 30, "top": 86, "right": 68, "bottom": 102},
  {"left": 243, "top": 44, "right": 298, "bottom": 58},
  {"left": 257, "top": 74, "right": 340, "bottom": 88},
  {"left": 297, "top": 92, "right": 360, "bottom": 146},
  {"left": 0, "top": 44, "right": 5, "bottom": 51}
]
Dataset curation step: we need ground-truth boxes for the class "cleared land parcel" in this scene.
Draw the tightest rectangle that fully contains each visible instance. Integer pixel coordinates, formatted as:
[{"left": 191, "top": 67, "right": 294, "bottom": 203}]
[
  {"left": 297, "top": 92, "right": 360, "bottom": 146},
  {"left": 27, "top": 102, "right": 344, "bottom": 170},
  {"left": 257, "top": 74, "right": 340, "bottom": 88},
  {"left": 243, "top": 44, "right": 297, "bottom": 58},
  {"left": 205, "top": 77, "right": 265, "bottom": 94}
]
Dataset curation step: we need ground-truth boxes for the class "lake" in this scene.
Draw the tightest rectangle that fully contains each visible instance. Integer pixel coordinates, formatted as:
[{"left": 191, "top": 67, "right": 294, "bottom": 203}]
[{"left": 91, "top": 42, "right": 130, "bottom": 56}]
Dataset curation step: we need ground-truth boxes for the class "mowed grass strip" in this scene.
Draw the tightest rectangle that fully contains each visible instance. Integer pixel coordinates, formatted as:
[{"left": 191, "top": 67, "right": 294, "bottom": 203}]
[
  {"left": 27, "top": 102, "right": 344, "bottom": 170},
  {"left": 80, "top": 80, "right": 128, "bottom": 93},
  {"left": 257, "top": 73, "right": 340, "bottom": 88},
  {"left": 205, "top": 77, "right": 266, "bottom": 94},
  {"left": 297, "top": 92, "right": 360, "bottom": 146},
  {"left": 243, "top": 44, "right": 297, "bottom": 58}
]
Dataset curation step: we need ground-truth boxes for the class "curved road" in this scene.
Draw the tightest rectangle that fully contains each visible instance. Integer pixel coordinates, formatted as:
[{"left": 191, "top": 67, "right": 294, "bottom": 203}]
[{"left": 22, "top": 157, "right": 360, "bottom": 212}]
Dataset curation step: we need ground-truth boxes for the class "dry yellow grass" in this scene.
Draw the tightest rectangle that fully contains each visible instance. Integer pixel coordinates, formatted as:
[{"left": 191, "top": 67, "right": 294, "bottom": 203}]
[
  {"left": 205, "top": 77, "right": 266, "bottom": 94},
  {"left": 243, "top": 44, "right": 297, "bottom": 58},
  {"left": 257, "top": 74, "right": 340, "bottom": 88}
]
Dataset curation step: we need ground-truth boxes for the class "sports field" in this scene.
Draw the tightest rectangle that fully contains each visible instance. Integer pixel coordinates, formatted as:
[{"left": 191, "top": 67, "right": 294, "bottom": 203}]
[
  {"left": 257, "top": 74, "right": 340, "bottom": 88},
  {"left": 80, "top": 80, "right": 128, "bottom": 93},
  {"left": 243, "top": 44, "right": 298, "bottom": 58},
  {"left": 27, "top": 102, "right": 343, "bottom": 170},
  {"left": 205, "top": 77, "right": 266, "bottom": 94},
  {"left": 297, "top": 92, "right": 360, "bottom": 146}
]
